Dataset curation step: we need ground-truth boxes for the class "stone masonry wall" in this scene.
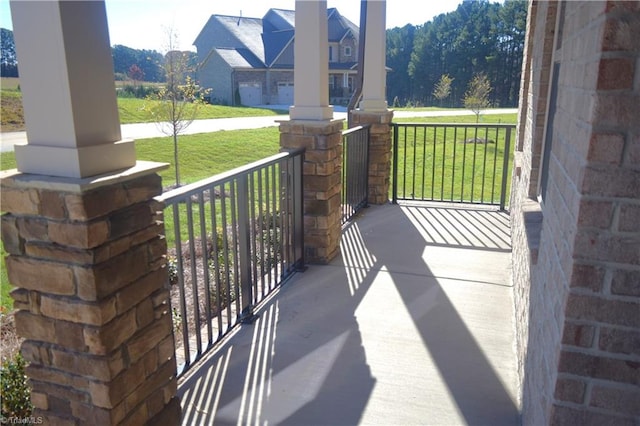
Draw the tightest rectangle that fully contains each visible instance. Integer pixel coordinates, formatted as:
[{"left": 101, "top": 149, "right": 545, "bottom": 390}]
[
  {"left": 0, "top": 169, "right": 180, "bottom": 425},
  {"left": 280, "top": 119, "right": 344, "bottom": 263},
  {"left": 350, "top": 110, "right": 394, "bottom": 205}
]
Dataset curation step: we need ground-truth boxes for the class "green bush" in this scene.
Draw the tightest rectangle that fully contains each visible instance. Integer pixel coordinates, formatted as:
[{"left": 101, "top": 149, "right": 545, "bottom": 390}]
[{"left": 0, "top": 353, "right": 33, "bottom": 418}]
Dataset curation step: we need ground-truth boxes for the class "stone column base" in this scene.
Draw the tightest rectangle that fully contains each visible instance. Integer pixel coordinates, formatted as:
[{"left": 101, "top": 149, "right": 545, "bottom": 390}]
[
  {"left": 351, "top": 110, "right": 394, "bottom": 204},
  {"left": 280, "top": 119, "right": 344, "bottom": 264},
  {"left": 0, "top": 161, "right": 181, "bottom": 425}
]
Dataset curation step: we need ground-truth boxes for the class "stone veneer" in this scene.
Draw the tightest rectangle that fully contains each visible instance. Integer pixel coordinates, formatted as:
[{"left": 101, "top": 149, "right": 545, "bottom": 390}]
[
  {"left": 280, "top": 119, "right": 344, "bottom": 264},
  {"left": 511, "top": 1, "right": 640, "bottom": 424},
  {"left": 0, "top": 162, "right": 181, "bottom": 425},
  {"left": 350, "top": 110, "right": 394, "bottom": 205}
]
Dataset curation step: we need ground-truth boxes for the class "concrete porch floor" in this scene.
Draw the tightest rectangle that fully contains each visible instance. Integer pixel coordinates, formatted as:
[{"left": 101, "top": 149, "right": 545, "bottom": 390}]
[{"left": 177, "top": 203, "right": 520, "bottom": 425}]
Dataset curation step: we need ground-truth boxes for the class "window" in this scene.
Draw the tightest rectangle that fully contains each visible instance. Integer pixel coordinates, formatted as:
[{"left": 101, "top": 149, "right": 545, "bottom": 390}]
[
  {"left": 329, "top": 46, "right": 334, "bottom": 62},
  {"left": 344, "top": 46, "right": 352, "bottom": 57}
]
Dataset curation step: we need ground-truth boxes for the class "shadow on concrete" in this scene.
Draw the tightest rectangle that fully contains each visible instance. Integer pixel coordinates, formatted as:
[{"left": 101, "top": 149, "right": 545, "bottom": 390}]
[{"left": 178, "top": 204, "right": 519, "bottom": 425}]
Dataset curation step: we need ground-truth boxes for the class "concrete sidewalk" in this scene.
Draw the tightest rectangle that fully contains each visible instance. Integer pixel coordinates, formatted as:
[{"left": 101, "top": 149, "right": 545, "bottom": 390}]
[
  {"left": 0, "top": 108, "right": 516, "bottom": 153},
  {"left": 178, "top": 203, "right": 520, "bottom": 425}
]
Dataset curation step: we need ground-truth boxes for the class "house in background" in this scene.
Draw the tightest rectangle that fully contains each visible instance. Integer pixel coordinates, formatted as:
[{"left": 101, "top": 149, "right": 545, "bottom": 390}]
[{"left": 194, "top": 8, "right": 360, "bottom": 106}]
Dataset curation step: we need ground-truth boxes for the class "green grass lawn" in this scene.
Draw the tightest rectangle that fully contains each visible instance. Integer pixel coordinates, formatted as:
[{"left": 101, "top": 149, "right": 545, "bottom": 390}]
[
  {"left": 0, "top": 128, "right": 282, "bottom": 311},
  {"left": 0, "top": 88, "right": 287, "bottom": 131},
  {"left": 0, "top": 113, "right": 516, "bottom": 311},
  {"left": 392, "top": 113, "right": 516, "bottom": 204}
]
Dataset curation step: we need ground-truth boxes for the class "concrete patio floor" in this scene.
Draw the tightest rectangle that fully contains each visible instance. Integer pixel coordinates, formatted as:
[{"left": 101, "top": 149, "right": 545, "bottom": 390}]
[{"left": 177, "top": 203, "right": 520, "bottom": 425}]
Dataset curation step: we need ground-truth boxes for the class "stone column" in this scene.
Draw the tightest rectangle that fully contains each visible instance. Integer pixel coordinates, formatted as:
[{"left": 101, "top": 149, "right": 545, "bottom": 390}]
[
  {"left": 1, "top": 164, "right": 180, "bottom": 425},
  {"left": 352, "top": 0, "right": 393, "bottom": 205},
  {"left": 351, "top": 110, "right": 394, "bottom": 204},
  {"left": 281, "top": 0, "right": 342, "bottom": 264},
  {"left": 280, "top": 120, "right": 344, "bottom": 264},
  {"left": 4, "top": 1, "right": 180, "bottom": 424}
]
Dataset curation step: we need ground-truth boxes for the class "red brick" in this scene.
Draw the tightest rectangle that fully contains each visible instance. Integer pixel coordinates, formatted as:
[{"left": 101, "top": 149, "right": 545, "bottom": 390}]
[
  {"left": 570, "top": 264, "right": 605, "bottom": 292},
  {"left": 580, "top": 165, "right": 640, "bottom": 198},
  {"left": 577, "top": 200, "right": 614, "bottom": 229},
  {"left": 566, "top": 293, "right": 640, "bottom": 327},
  {"left": 618, "top": 204, "right": 640, "bottom": 232},
  {"left": 574, "top": 229, "right": 640, "bottom": 265},
  {"left": 597, "top": 58, "right": 635, "bottom": 90},
  {"left": 587, "top": 132, "right": 625, "bottom": 165},
  {"left": 554, "top": 376, "right": 587, "bottom": 403},
  {"left": 562, "top": 322, "right": 596, "bottom": 348},
  {"left": 589, "top": 384, "right": 640, "bottom": 416},
  {"left": 603, "top": 15, "right": 640, "bottom": 52},
  {"left": 599, "top": 327, "right": 640, "bottom": 356},
  {"left": 611, "top": 269, "right": 640, "bottom": 297},
  {"left": 558, "top": 350, "right": 640, "bottom": 385}
]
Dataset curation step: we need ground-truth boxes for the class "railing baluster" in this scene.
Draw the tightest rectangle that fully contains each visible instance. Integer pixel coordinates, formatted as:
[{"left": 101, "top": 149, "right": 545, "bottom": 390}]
[
  {"left": 198, "top": 192, "right": 213, "bottom": 347},
  {"left": 391, "top": 123, "right": 514, "bottom": 208},
  {"left": 157, "top": 150, "right": 305, "bottom": 378}
]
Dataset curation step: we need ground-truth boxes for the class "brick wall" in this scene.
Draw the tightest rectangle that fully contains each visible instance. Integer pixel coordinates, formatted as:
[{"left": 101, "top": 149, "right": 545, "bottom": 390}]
[{"left": 512, "top": 1, "right": 640, "bottom": 424}]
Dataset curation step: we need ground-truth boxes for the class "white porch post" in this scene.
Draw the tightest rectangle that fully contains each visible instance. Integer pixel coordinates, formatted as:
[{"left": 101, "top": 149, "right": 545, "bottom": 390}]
[
  {"left": 10, "top": 0, "right": 135, "bottom": 178},
  {"left": 289, "top": 0, "right": 333, "bottom": 120},
  {"left": 359, "top": 0, "right": 388, "bottom": 112}
]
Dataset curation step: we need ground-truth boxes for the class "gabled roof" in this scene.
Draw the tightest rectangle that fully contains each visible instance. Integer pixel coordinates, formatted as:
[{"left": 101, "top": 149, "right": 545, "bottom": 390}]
[
  {"left": 215, "top": 47, "right": 266, "bottom": 69},
  {"left": 195, "top": 7, "right": 359, "bottom": 70}
]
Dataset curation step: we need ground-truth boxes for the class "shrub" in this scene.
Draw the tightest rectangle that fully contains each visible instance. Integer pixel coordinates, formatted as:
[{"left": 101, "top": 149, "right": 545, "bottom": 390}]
[{"left": 0, "top": 353, "right": 33, "bottom": 418}]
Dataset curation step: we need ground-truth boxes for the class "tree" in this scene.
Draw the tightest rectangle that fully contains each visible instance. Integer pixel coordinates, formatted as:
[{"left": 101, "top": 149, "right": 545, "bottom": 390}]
[
  {"left": 433, "top": 74, "right": 454, "bottom": 106},
  {"left": 1, "top": 28, "right": 18, "bottom": 77},
  {"left": 147, "top": 28, "right": 207, "bottom": 186},
  {"left": 127, "top": 64, "right": 144, "bottom": 86},
  {"left": 463, "top": 72, "right": 492, "bottom": 122}
]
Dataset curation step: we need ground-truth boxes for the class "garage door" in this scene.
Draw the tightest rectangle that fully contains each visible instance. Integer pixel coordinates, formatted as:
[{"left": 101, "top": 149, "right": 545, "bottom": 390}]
[
  {"left": 239, "top": 83, "right": 262, "bottom": 106},
  {"left": 277, "top": 82, "right": 294, "bottom": 105}
]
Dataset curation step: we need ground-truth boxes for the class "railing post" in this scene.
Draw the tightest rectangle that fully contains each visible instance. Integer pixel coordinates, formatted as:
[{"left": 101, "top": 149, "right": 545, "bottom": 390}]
[
  {"left": 292, "top": 152, "right": 306, "bottom": 269},
  {"left": 500, "top": 127, "right": 513, "bottom": 211},
  {"left": 392, "top": 123, "right": 399, "bottom": 204},
  {"left": 237, "top": 174, "right": 255, "bottom": 322}
]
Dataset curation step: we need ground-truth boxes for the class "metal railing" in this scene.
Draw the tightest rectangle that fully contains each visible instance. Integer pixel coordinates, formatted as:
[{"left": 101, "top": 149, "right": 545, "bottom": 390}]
[
  {"left": 341, "top": 125, "right": 370, "bottom": 224},
  {"left": 157, "top": 149, "right": 305, "bottom": 377},
  {"left": 392, "top": 123, "right": 514, "bottom": 210}
]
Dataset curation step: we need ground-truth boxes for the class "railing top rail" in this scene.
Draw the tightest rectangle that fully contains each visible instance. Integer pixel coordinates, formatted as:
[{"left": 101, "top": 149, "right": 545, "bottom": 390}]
[
  {"left": 393, "top": 122, "right": 516, "bottom": 129},
  {"left": 157, "top": 148, "right": 305, "bottom": 204},
  {"left": 342, "top": 124, "right": 370, "bottom": 137}
]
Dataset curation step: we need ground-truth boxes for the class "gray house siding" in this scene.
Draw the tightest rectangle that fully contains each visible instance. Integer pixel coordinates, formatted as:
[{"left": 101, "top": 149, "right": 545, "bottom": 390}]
[{"left": 199, "top": 52, "right": 235, "bottom": 105}]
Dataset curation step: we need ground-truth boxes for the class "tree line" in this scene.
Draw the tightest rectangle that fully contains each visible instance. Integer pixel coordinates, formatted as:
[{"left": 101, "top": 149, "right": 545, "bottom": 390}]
[
  {"left": 386, "top": 0, "right": 527, "bottom": 108},
  {"left": 1, "top": 29, "right": 176, "bottom": 84}
]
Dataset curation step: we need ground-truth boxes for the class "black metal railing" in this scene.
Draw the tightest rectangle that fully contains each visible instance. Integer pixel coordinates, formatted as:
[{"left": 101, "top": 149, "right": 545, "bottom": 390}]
[
  {"left": 342, "top": 125, "right": 370, "bottom": 224},
  {"left": 392, "top": 123, "right": 514, "bottom": 210},
  {"left": 157, "top": 149, "right": 305, "bottom": 377}
]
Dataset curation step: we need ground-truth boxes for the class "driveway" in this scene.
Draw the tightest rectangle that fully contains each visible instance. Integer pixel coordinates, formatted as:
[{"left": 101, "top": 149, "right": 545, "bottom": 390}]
[{"left": 0, "top": 107, "right": 516, "bottom": 153}]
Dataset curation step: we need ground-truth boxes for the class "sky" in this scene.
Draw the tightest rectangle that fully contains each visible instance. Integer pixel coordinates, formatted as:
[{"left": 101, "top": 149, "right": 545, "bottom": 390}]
[{"left": 0, "top": 0, "right": 462, "bottom": 52}]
